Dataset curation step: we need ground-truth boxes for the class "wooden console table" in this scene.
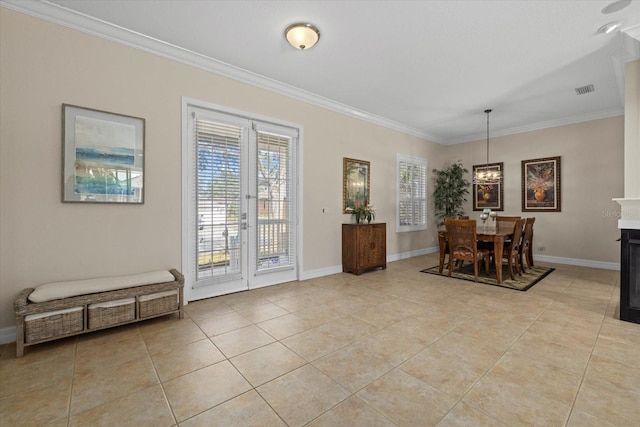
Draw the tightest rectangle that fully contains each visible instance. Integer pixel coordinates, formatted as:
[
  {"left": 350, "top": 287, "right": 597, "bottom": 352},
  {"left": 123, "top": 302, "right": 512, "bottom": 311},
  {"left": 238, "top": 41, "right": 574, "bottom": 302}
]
[{"left": 342, "top": 223, "right": 387, "bottom": 275}]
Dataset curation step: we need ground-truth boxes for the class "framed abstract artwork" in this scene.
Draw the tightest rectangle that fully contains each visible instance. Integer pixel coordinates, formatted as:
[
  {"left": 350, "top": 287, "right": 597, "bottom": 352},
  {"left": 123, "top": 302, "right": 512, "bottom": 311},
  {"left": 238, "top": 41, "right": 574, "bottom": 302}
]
[
  {"left": 521, "top": 156, "right": 561, "bottom": 212},
  {"left": 62, "top": 104, "right": 145, "bottom": 203},
  {"left": 472, "top": 162, "right": 504, "bottom": 211}
]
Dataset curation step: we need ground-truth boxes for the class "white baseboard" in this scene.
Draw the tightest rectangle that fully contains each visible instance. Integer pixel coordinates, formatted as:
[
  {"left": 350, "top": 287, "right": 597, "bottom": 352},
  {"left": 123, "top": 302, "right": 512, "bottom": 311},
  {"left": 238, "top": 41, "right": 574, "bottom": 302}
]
[
  {"left": 0, "top": 326, "right": 16, "bottom": 345},
  {"left": 300, "top": 247, "right": 439, "bottom": 280},
  {"left": 299, "top": 248, "right": 621, "bottom": 282},
  {"left": 533, "top": 254, "right": 620, "bottom": 271},
  {"left": 300, "top": 265, "right": 343, "bottom": 281},
  {"left": 387, "top": 247, "right": 438, "bottom": 262},
  {"left": 413, "top": 246, "right": 620, "bottom": 271}
]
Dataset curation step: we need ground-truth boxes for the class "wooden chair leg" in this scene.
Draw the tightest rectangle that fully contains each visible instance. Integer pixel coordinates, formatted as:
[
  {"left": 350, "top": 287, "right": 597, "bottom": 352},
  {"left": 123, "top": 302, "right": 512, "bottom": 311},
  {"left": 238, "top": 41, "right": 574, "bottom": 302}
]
[
  {"left": 519, "top": 253, "right": 526, "bottom": 273},
  {"left": 507, "top": 257, "right": 515, "bottom": 280},
  {"left": 473, "top": 260, "right": 479, "bottom": 281}
]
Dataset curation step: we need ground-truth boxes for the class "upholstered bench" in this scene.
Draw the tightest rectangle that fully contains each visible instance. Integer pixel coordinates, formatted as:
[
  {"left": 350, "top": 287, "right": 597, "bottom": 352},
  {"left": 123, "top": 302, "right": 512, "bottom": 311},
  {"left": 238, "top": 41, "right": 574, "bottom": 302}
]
[{"left": 14, "top": 269, "right": 184, "bottom": 357}]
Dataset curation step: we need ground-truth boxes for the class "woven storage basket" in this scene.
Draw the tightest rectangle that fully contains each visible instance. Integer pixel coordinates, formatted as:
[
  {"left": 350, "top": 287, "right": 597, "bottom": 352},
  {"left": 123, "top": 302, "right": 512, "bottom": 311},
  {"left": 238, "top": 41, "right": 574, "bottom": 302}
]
[
  {"left": 138, "top": 290, "right": 178, "bottom": 318},
  {"left": 88, "top": 298, "right": 136, "bottom": 329},
  {"left": 24, "top": 307, "right": 84, "bottom": 343}
]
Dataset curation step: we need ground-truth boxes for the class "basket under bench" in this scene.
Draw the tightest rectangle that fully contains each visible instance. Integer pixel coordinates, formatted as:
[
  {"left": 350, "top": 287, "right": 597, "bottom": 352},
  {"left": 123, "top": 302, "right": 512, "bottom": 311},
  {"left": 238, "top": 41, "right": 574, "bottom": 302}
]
[{"left": 14, "top": 269, "right": 184, "bottom": 357}]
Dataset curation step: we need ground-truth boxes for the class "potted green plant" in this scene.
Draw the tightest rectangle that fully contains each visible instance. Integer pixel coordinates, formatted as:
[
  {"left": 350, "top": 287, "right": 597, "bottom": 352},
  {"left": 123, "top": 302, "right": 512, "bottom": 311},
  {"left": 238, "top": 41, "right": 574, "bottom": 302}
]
[
  {"left": 432, "top": 161, "right": 470, "bottom": 226},
  {"left": 345, "top": 198, "right": 375, "bottom": 224}
]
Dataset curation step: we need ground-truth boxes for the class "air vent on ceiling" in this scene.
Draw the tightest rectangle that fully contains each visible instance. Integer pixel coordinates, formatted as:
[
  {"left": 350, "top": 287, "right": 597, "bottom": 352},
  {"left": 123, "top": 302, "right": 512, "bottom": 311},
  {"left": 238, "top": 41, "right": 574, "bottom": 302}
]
[{"left": 575, "top": 84, "right": 595, "bottom": 95}]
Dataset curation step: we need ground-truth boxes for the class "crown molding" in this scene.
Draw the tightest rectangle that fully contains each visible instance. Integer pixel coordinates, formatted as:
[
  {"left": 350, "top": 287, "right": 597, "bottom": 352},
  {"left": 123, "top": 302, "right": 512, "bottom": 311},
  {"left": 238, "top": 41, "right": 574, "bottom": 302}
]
[
  {"left": 1, "top": 0, "right": 440, "bottom": 143},
  {"left": 2, "top": 0, "right": 632, "bottom": 146},
  {"left": 447, "top": 108, "right": 624, "bottom": 145},
  {"left": 622, "top": 23, "right": 640, "bottom": 42}
]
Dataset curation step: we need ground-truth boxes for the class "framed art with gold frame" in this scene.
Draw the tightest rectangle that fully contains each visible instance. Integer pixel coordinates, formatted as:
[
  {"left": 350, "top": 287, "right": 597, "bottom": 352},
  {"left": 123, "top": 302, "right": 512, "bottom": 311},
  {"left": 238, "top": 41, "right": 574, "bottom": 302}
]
[{"left": 343, "top": 157, "right": 370, "bottom": 213}]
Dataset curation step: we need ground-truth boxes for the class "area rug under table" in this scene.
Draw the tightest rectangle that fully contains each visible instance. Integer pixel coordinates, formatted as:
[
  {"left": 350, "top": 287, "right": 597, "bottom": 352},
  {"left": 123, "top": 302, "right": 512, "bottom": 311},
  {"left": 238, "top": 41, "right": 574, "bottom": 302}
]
[{"left": 421, "top": 263, "right": 554, "bottom": 291}]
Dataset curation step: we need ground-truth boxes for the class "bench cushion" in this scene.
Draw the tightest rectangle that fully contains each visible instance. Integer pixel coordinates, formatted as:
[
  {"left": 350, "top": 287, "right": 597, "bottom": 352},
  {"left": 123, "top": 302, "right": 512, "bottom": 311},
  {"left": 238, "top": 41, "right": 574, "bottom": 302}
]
[{"left": 28, "top": 270, "right": 175, "bottom": 303}]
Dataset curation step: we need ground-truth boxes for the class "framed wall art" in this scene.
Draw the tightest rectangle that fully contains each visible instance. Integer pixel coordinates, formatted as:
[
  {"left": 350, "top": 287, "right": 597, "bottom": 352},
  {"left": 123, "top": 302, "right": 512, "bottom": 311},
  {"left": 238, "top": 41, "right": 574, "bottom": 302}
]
[
  {"left": 62, "top": 104, "right": 145, "bottom": 203},
  {"left": 521, "top": 156, "right": 561, "bottom": 212},
  {"left": 472, "top": 162, "right": 504, "bottom": 211},
  {"left": 343, "top": 157, "right": 370, "bottom": 213}
]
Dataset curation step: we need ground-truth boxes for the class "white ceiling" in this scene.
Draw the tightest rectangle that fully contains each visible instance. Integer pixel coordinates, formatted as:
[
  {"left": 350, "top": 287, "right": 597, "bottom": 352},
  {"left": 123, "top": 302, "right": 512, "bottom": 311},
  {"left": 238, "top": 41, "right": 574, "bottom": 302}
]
[{"left": 6, "top": 0, "right": 640, "bottom": 144}]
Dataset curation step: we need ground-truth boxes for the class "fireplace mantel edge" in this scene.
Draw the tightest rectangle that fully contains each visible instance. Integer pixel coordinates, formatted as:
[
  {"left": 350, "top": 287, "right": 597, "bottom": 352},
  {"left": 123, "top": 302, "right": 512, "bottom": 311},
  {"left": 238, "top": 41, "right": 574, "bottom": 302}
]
[{"left": 613, "top": 198, "right": 640, "bottom": 230}]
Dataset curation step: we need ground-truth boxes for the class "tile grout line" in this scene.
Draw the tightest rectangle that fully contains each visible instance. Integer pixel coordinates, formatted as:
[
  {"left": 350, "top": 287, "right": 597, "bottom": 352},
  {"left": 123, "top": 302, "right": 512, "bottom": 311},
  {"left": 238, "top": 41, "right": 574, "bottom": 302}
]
[
  {"left": 563, "top": 277, "right": 620, "bottom": 426},
  {"left": 65, "top": 337, "right": 79, "bottom": 427},
  {"left": 434, "top": 282, "right": 573, "bottom": 426},
  {"left": 195, "top": 262, "right": 608, "bottom": 426},
  {"left": 7, "top": 257, "right": 625, "bottom": 426},
  {"left": 224, "top": 285, "right": 439, "bottom": 426},
  {"left": 141, "top": 322, "right": 180, "bottom": 426}
]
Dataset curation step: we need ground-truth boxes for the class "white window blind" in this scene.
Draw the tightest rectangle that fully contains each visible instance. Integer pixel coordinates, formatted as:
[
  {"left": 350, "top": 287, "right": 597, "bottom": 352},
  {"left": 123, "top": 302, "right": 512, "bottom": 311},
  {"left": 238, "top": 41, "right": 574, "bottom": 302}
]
[
  {"left": 397, "top": 154, "right": 427, "bottom": 232},
  {"left": 194, "top": 117, "right": 243, "bottom": 281},
  {"left": 184, "top": 99, "right": 300, "bottom": 300},
  {"left": 254, "top": 126, "right": 296, "bottom": 272}
]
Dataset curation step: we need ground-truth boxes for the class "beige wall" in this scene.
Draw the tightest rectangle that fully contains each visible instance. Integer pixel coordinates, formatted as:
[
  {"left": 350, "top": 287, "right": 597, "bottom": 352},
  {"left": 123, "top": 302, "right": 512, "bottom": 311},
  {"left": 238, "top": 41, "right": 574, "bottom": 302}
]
[
  {"left": 0, "top": 9, "right": 440, "bottom": 328},
  {"left": 0, "top": 8, "right": 624, "bottom": 329},
  {"left": 445, "top": 116, "right": 624, "bottom": 263}
]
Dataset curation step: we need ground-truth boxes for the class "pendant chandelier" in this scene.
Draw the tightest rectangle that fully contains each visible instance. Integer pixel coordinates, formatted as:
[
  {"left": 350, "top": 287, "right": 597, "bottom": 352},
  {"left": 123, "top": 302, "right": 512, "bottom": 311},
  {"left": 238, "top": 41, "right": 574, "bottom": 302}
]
[{"left": 473, "top": 109, "right": 502, "bottom": 185}]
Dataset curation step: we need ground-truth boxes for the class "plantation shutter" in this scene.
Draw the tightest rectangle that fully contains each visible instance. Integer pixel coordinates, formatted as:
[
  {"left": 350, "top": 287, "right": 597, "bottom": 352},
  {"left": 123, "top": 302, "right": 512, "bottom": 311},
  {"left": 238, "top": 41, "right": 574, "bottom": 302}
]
[{"left": 397, "top": 154, "right": 427, "bottom": 232}]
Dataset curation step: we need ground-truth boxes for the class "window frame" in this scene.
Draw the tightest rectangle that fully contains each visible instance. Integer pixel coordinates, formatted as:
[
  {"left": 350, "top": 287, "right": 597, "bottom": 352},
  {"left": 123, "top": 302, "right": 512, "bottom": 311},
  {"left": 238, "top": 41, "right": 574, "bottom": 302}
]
[{"left": 396, "top": 154, "right": 428, "bottom": 232}]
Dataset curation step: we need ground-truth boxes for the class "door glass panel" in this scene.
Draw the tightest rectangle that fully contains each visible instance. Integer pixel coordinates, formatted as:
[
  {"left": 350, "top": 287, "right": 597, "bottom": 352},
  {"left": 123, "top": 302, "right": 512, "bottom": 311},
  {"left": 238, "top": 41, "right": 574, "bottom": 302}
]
[
  {"left": 195, "top": 119, "right": 242, "bottom": 281},
  {"left": 255, "top": 131, "right": 293, "bottom": 271}
]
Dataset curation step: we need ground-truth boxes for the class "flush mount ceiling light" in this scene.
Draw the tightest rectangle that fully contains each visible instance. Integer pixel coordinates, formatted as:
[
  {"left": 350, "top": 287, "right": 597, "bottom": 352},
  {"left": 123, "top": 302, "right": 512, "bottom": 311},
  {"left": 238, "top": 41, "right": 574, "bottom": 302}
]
[
  {"left": 597, "top": 21, "right": 623, "bottom": 34},
  {"left": 602, "top": 0, "right": 631, "bottom": 14},
  {"left": 285, "top": 23, "right": 320, "bottom": 50}
]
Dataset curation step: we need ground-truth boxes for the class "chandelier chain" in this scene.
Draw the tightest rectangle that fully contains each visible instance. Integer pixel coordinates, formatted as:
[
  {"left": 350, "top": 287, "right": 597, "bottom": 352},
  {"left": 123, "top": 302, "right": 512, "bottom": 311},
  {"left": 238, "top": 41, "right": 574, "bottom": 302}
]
[{"left": 473, "top": 108, "right": 500, "bottom": 185}]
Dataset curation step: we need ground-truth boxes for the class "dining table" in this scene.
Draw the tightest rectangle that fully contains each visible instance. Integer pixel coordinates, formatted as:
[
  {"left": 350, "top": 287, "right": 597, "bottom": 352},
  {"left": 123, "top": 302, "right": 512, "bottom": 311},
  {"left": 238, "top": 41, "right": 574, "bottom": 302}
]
[{"left": 438, "top": 224, "right": 515, "bottom": 284}]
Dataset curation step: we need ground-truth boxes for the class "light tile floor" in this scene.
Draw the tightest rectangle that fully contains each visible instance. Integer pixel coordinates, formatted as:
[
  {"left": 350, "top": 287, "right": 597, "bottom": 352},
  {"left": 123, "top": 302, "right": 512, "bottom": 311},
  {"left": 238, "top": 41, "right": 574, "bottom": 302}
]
[{"left": 1, "top": 254, "right": 639, "bottom": 426}]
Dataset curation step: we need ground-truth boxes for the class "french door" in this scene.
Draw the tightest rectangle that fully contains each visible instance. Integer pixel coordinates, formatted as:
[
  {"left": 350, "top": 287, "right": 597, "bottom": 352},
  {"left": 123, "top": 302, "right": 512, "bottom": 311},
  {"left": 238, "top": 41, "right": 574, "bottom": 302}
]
[{"left": 183, "top": 102, "right": 298, "bottom": 301}]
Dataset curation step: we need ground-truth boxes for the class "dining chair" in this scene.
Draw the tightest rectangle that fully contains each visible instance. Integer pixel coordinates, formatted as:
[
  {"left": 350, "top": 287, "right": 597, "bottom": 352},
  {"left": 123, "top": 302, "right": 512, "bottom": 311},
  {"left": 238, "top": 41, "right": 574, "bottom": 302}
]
[
  {"left": 495, "top": 215, "right": 522, "bottom": 245},
  {"left": 495, "top": 215, "right": 521, "bottom": 228},
  {"left": 493, "top": 218, "right": 526, "bottom": 280},
  {"left": 438, "top": 231, "right": 449, "bottom": 273},
  {"left": 438, "top": 216, "right": 471, "bottom": 273},
  {"left": 519, "top": 217, "right": 536, "bottom": 272},
  {"left": 445, "top": 218, "right": 490, "bottom": 282}
]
